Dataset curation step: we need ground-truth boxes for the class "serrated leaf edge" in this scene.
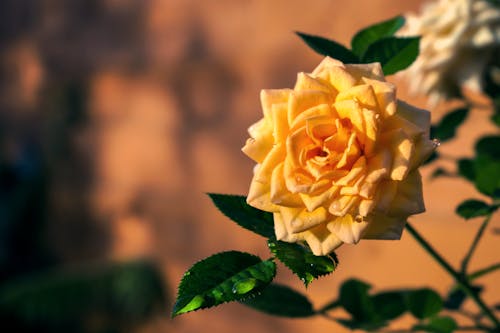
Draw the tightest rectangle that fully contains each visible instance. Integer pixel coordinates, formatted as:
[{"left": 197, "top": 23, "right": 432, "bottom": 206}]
[{"left": 172, "top": 252, "right": 276, "bottom": 317}]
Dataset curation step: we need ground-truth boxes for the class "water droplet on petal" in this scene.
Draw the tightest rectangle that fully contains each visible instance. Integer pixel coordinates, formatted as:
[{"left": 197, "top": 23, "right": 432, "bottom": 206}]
[
  {"left": 432, "top": 138, "right": 441, "bottom": 148},
  {"left": 355, "top": 215, "right": 364, "bottom": 223}
]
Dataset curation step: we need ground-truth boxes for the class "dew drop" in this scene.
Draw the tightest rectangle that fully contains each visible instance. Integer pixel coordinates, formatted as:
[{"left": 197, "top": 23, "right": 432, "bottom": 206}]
[
  {"left": 432, "top": 138, "right": 441, "bottom": 148},
  {"left": 355, "top": 215, "right": 364, "bottom": 223}
]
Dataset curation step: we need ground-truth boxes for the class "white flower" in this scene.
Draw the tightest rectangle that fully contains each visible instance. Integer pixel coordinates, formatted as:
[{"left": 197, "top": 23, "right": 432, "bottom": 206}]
[{"left": 402, "top": 0, "right": 500, "bottom": 104}]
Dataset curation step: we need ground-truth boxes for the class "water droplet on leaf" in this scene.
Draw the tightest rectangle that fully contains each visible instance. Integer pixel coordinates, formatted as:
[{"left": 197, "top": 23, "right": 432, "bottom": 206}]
[{"left": 232, "top": 278, "right": 257, "bottom": 295}]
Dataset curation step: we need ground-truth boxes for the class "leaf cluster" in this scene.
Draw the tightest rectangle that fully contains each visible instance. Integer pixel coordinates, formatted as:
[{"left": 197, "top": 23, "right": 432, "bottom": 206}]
[
  {"left": 172, "top": 195, "right": 339, "bottom": 317},
  {"left": 296, "top": 16, "right": 419, "bottom": 75},
  {"left": 324, "top": 279, "right": 454, "bottom": 332}
]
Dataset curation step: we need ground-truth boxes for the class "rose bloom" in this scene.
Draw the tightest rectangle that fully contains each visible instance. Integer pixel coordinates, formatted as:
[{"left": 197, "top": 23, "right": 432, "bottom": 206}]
[
  {"left": 403, "top": 0, "right": 500, "bottom": 104},
  {"left": 242, "top": 57, "right": 435, "bottom": 256}
]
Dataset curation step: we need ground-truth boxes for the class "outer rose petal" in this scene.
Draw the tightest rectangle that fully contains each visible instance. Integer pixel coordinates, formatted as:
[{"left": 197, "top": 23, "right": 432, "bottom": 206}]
[
  {"left": 326, "top": 214, "right": 370, "bottom": 244},
  {"left": 279, "top": 206, "right": 328, "bottom": 233},
  {"left": 242, "top": 118, "right": 273, "bottom": 163},
  {"left": 362, "top": 214, "right": 407, "bottom": 240},
  {"left": 386, "top": 170, "right": 425, "bottom": 217},
  {"left": 247, "top": 174, "right": 278, "bottom": 212},
  {"left": 302, "top": 224, "right": 343, "bottom": 256}
]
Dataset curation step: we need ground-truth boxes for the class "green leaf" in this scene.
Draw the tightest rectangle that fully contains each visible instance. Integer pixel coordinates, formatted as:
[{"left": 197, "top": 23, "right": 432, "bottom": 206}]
[
  {"left": 430, "top": 108, "right": 469, "bottom": 142},
  {"left": 267, "top": 240, "right": 338, "bottom": 287},
  {"left": 208, "top": 194, "right": 275, "bottom": 239},
  {"left": 457, "top": 158, "right": 475, "bottom": 182},
  {"left": 473, "top": 156, "right": 500, "bottom": 197},
  {"left": 240, "top": 283, "right": 314, "bottom": 317},
  {"left": 361, "top": 37, "right": 420, "bottom": 75},
  {"left": 413, "top": 316, "right": 458, "bottom": 333},
  {"left": 443, "top": 288, "right": 467, "bottom": 310},
  {"left": 339, "top": 279, "right": 375, "bottom": 321},
  {"left": 172, "top": 251, "right": 276, "bottom": 316},
  {"left": 337, "top": 286, "right": 408, "bottom": 330},
  {"left": 456, "top": 199, "right": 493, "bottom": 219},
  {"left": 295, "top": 32, "right": 359, "bottom": 63},
  {"left": 371, "top": 291, "right": 407, "bottom": 320},
  {"left": 475, "top": 135, "right": 500, "bottom": 158},
  {"left": 473, "top": 136, "right": 500, "bottom": 197},
  {"left": 491, "top": 112, "right": 500, "bottom": 126},
  {"left": 405, "top": 288, "right": 443, "bottom": 319},
  {"left": 351, "top": 15, "right": 406, "bottom": 57}
]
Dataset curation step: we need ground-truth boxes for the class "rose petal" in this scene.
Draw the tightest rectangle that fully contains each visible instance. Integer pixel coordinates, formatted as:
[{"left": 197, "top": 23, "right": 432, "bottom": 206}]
[
  {"left": 254, "top": 144, "right": 285, "bottom": 183},
  {"left": 300, "top": 186, "right": 339, "bottom": 212},
  {"left": 374, "top": 179, "right": 398, "bottom": 213},
  {"left": 324, "top": 66, "right": 357, "bottom": 92},
  {"left": 270, "top": 162, "right": 303, "bottom": 207},
  {"left": 271, "top": 102, "right": 290, "bottom": 143},
  {"left": 294, "top": 72, "right": 333, "bottom": 93},
  {"left": 329, "top": 195, "right": 360, "bottom": 216},
  {"left": 380, "top": 129, "right": 413, "bottom": 180},
  {"left": 327, "top": 214, "right": 369, "bottom": 244},
  {"left": 247, "top": 178, "right": 278, "bottom": 212},
  {"left": 311, "top": 57, "right": 345, "bottom": 77},
  {"left": 279, "top": 206, "right": 328, "bottom": 233},
  {"left": 395, "top": 101, "right": 431, "bottom": 137},
  {"left": 274, "top": 212, "right": 301, "bottom": 242},
  {"left": 336, "top": 84, "right": 379, "bottom": 110},
  {"left": 302, "top": 224, "right": 343, "bottom": 255},
  {"left": 336, "top": 156, "right": 366, "bottom": 186},
  {"left": 242, "top": 118, "right": 274, "bottom": 163},
  {"left": 386, "top": 170, "right": 425, "bottom": 217},
  {"left": 288, "top": 90, "right": 332, "bottom": 125},
  {"left": 362, "top": 214, "right": 407, "bottom": 240},
  {"left": 362, "top": 78, "right": 397, "bottom": 117},
  {"left": 261, "top": 89, "right": 292, "bottom": 118},
  {"left": 345, "top": 63, "right": 385, "bottom": 81}
]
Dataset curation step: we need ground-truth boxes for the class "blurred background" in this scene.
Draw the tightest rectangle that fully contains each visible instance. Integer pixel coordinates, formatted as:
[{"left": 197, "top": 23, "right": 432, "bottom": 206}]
[{"left": 0, "top": 0, "right": 498, "bottom": 332}]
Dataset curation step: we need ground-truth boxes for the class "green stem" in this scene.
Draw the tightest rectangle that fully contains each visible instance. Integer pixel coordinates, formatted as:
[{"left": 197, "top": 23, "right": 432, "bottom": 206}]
[
  {"left": 405, "top": 223, "right": 500, "bottom": 330},
  {"left": 461, "top": 214, "right": 492, "bottom": 274},
  {"left": 469, "top": 262, "right": 500, "bottom": 281}
]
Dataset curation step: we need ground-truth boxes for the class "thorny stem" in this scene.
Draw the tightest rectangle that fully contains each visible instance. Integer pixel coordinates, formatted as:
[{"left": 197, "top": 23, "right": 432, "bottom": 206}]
[{"left": 405, "top": 223, "right": 500, "bottom": 330}]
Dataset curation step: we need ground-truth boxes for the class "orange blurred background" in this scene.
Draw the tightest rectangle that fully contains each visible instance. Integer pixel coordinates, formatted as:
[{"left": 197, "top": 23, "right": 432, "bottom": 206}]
[{"left": 1, "top": 0, "right": 499, "bottom": 332}]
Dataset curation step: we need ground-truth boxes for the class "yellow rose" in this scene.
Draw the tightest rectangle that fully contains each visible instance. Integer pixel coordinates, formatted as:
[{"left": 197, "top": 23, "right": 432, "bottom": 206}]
[
  {"left": 242, "top": 57, "right": 435, "bottom": 256},
  {"left": 402, "top": 0, "right": 500, "bottom": 104}
]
